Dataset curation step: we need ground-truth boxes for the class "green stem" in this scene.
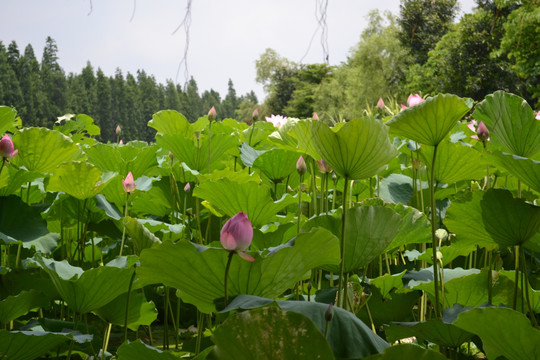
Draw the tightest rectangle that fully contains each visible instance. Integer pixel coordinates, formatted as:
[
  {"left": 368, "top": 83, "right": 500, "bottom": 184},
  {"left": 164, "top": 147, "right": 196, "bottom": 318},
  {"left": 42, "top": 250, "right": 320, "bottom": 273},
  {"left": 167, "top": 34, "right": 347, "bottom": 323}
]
[
  {"left": 175, "top": 294, "right": 181, "bottom": 348},
  {"left": 297, "top": 174, "right": 304, "bottom": 234},
  {"left": 224, "top": 251, "right": 234, "bottom": 307},
  {"left": 513, "top": 246, "right": 520, "bottom": 310},
  {"left": 337, "top": 176, "right": 349, "bottom": 308},
  {"left": 119, "top": 193, "right": 129, "bottom": 256},
  {"left": 101, "top": 323, "right": 112, "bottom": 360},
  {"left": 207, "top": 121, "right": 212, "bottom": 173},
  {"left": 429, "top": 144, "right": 441, "bottom": 319},
  {"left": 124, "top": 265, "right": 137, "bottom": 343},
  {"left": 164, "top": 286, "right": 169, "bottom": 349},
  {"left": 0, "top": 159, "right": 5, "bottom": 178}
]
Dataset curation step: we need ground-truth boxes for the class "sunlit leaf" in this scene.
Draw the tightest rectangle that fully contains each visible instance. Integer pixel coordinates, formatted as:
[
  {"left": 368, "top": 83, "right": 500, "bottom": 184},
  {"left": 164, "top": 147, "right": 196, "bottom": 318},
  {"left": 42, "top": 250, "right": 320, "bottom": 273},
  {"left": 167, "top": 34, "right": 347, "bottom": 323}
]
[
  {"left": 386, "top": 94, "right": 473, "bottom": 146},
  {"left": 252, "top": 148, "right": 298, "bottom": 182},
  {"left": 11, "top": 127, "right": 82, "bottom": 174},
  {"left": 117, "top": 339, "right": 178, "bottom": 360},
  {"left": 311, "top": 117, "right": 398, "bottom": 180},
  {"left": 137, "top": 228, "right": 340, "bottom": 313},
  {"left": 489, "top": 150, "right": 540, "bottom": 193},
  {"left": 473, "top": 90, "right": 540, "bottom": 157},
  {"left": 47, "top": 161, "right": 115, "bottom": 200},
  {"left": 453, "top": 307, "right": 540, "bottom": 360},
  {"left": 147, "top": 110, "right": 192, "bottom": 136},
  {"left": 0, "top": 330, "right": 71, "bottom": 360}
]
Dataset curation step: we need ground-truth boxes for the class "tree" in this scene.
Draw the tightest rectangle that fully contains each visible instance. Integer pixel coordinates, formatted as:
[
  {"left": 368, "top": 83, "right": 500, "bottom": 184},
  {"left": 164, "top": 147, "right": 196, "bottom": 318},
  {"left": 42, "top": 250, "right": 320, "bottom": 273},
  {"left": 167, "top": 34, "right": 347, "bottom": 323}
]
[
  {"left": 40, "top": 36, "right": 67, "bottom": 127},
  {"left": 314, "top": 10, "right": 410, "bottom": 120},
  {"left": 18, "top": 44, "right": 42, "bottom": 125},
  {"left": 0, "top": 42, "right": 23, "bottom": 115},
  {"left": 221, "top": 79, "right": 238, "bottom": 119},
  {"left": 184, "top": 77, "right": 203, "bottom": 122},
  {"left": 398, "top": 0, "right": 459, "bottom": 64},
  {"left": 201, "top": 89, "right": 222, "bottom": 118},
  {"left": 255, "top": 48, "right": 298, "bottom": 115},
  {"left": 405, "top": 0, "right": 524, "bottom": 101},
  {"left": 95, "top": 68, "right": 112, "bottom": 141}
]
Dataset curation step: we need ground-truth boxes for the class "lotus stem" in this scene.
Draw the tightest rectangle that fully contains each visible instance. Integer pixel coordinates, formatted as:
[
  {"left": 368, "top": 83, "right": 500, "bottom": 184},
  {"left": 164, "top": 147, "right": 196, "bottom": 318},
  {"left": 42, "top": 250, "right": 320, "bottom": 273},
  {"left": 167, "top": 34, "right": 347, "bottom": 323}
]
[
  {"left": 429, "top": 144, "right": 441, "bottom": 319},
  {"left": 297, "top": 174, "right": 304, "bottom": 234},
  {"left": 164, "top": 286, "right": 169, "bottom": 349},
  {"left": 513, "top": 245, "right": 520, "bottom": 310},
  {"left": 0, "top": 160, "right": 5, "bottom": 178},
  {"left": 521, "top": 247, "right": 539, "bottom": 328},
  {"left": 175, "top": 293, "right": 181, "bottom": 348},
  {"left": 124, "top": 264, "right": 137, "bottom": 343},
  {"left": 119, "top": 193, "right": 129, "bottom": 257},
  {"left": 224, "top": 251, "right": 234, "bottom": 307},
  {"left": 337, "top": 175, "right": 349, "bottom": 308}
]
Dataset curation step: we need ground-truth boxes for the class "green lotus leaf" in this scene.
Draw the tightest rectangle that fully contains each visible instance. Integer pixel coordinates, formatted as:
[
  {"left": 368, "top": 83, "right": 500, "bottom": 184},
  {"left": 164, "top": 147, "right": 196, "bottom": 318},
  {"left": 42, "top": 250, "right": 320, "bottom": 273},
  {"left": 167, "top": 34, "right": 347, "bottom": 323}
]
[
  {"left": 358, "top": 287, "right": 421, "bottom": 329},
  {"left": 499, "top": 270, "right": 540, "bottom": 313},
  {"left": 147, "top": 110, "right": 192, "bottom": 136},
  {"left": 124, "top": 216, "right": 162, "bottom": 256},
  {"left": 480, "top": 189, "right": 540, "bottom": 248},
  {"left": 311, "top": 117, "right": 398, "bottom": 180},
  {"left": 252, "top": 148, "right": 298, "bottom": 182},
  {"left": 239, "top": 141, "right": 266, "bottom": 167},
  {"left": 0, "top": 195, "right": 58, "bottom": 253},
  {"left": 473, "top": 90, "right": 540, "bottom": 157},
  {"left": 453, "top": 307, "right": 540, "bottom": 360},
  {"left": 385, "top": 320, "right": 474, "bottom": 349},
  {"left": 384, "top": 203, "right": 431, "bottom": 250},
  {"left": 0, "top": 106, "right": 21, "bottom": 134},
  {"left": 370, "top": 271, "right": 407, "bottom": 300},
  {"left": 37, "top": 258, "right": 135, "bottom": 313},
  {"left": 0, "top": 290, "right": 50, "bottom": 324},
  {"left": 223, "top": 294, "right": 391, "bottom": 359},
  {"left": 209, "top": 306, "right": 335, "bottom": 360},
  {"left": 416, "top": 243, "right": 476, "bottom": 267},
  {"left": 0, "top": 330, "right": 72, "bottom": 360},
  {"left": 386, "top": 93, "right": 473, "bottom": 146},
  {"left": 444, "top": 191, "right": 499, "bottom": 250},
  {"left": 116, "top": 339, "right": 178, "bottom": 359},
  {"left": 93, "top": 291, "right": 157, "bottom": 331},
  {"left": 156, "top": 133, "right": 237, "bottom": 173},
  {"left": 193, "top": 178, "right": 298, "bottom": 227},
  {"left": 363, "top": 344, "right": 448, "bottom": 360},
  {"left": 0, "top": 166, "right": 42, "bottom": 196},
  {"left": 137, "top": 228, "right": 340, "bottom": 313},
  {"left": 420, "top": 140, "right": 486, "bottom": 184},
  {"left": 11, "top": 127, "right": 82, "bottom": 174},
  {"left": 85, "top": 143, "right": 125, "bottom": 174},
  {"left": 47, "top": 161, "right": 115, "bottom": 200},
  {"left": 320, "top": 205, "right": 402, "bottom": 273},
  {"left": 489, "top": 150, "right": 540, "bottom": 193}
]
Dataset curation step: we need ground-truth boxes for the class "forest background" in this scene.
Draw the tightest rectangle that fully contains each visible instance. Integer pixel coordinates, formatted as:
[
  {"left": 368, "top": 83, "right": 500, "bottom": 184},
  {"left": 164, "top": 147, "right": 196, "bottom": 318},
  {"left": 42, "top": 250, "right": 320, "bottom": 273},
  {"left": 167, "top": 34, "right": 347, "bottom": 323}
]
[{"left": 0, "top": 0, "right": 538, "bottom": 143}]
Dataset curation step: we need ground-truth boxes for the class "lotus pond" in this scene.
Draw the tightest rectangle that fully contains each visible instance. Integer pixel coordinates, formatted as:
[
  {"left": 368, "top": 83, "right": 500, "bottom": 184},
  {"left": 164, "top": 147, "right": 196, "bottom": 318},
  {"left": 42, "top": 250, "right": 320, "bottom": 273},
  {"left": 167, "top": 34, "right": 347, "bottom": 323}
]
[{"left": 0, "top": 90, "right": 539, "bottom": 359}]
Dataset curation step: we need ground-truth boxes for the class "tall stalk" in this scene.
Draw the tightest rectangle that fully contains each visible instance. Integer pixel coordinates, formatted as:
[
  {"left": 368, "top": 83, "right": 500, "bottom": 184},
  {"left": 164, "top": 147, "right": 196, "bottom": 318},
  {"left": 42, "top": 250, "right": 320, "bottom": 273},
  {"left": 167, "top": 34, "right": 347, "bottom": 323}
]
[
  {"left": 429, "top": 144, "right": 441, "bottom": 319},
  {"left": 336, "top": 176, "right": 349, "bottom": 308}
]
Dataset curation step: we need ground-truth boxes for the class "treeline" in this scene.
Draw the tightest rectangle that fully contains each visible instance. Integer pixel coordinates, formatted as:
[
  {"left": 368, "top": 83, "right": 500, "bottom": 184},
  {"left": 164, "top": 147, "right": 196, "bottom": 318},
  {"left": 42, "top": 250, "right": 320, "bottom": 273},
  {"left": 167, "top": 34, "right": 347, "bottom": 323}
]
[
  {"left": 256, "top": 0, "right": 539, "bottom": 121},
  {"left": 0, "top": 37, "right": 258, "bottom": 142}
]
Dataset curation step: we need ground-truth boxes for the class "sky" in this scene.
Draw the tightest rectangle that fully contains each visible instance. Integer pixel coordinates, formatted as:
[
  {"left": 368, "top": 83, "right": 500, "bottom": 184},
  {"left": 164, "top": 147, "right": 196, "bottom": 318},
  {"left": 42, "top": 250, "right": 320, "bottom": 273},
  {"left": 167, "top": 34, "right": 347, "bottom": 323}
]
[{"left": 1, "top": 0, "right": 476, "bottom": 102}]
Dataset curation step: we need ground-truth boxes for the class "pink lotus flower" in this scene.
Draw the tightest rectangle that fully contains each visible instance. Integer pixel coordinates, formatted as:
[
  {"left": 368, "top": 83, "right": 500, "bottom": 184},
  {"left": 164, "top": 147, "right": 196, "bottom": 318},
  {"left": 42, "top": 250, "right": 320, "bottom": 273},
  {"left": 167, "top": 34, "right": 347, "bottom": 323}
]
[
  {"left": 317, "top": 158, "right": 332, "bottom": 174},
  {"left": 0, "top": 135, "right": 18, "bottom": 159},
  {"left": 208, "top": 106, "right": 216, "bottom": 121},
  {"left": 220, "top": 212, "right": 255, "bottom": 262},
  {"left": 476, "top": 121, "right": 489, "bottom": 142},
  {"left": 184, "top": 182, "right": 191, "bottom": 192},
  {"left": 119, "top": 139, "right": 123, "bottom": 145},
  {"left": 122, "top": 172, "right": 136, "bottom": 193},
  {"left": 265, "top": 114, "right": 288, "bottom": 127},
  {"left": 296, "top": 156, "right": 307, "bottom": 176},
  {"left": 401, "top": 94, "right": 425, "bottom": 109},
  {"left": 377, "top": 98, "right": 385, "bottom": 110},
  {"left": 468, "top": 120, "right": 490, "bottom": 141},
  {"left": 313, "top": 112, "right": 319, "bottom": 120},
  {"left": 116, "top": 125, "right": 121, "bottom": 136},
  {"left": 252, "top": 108, "right": 259, "bottom": 121},
  {"left": 536, "top": 111, "right": 540, "bottom": 120}
]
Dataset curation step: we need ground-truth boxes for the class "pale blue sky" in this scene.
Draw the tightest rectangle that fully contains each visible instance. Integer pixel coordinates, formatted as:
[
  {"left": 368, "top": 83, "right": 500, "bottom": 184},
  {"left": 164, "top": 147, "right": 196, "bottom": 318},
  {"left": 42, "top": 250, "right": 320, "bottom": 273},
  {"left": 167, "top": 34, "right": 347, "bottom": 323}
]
[{"left": 1, "top": 0, "right": 476, "bottom": 101}]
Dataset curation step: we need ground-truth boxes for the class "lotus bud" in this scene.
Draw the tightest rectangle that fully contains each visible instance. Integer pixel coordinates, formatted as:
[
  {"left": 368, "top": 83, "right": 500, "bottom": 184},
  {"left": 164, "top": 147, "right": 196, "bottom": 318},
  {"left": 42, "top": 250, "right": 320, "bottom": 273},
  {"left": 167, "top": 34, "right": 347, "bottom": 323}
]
[
  {"left": 122, "top": 171, "right": 136, "bottom": 193},
  {"left": 317, "top": 158, "right": 331, "bottom": 174},
  {"left": 220, "top": 212, "right": 255, "bottom": 262},
  {"left": 208, "top": 106, "right": 216, "bottom": 122},
  {"left": 296, "top": 156, "right": 307, "bottom": 176},
  {"left": 116, "top": 125, "right": 121, "bottom": 136},
  {"left": 252, "top": 108, "right": 259, "bottom": 122},
  {"left": 377, "top": 98, "right": 385, "bottom": 110},
  {"left": 407, "top": 94, "right": 424, "bottom": 107},
  {"left": 477, "top": 121, "right": 489, "bottom": 142},
  {"left": 313, "top": 112, "right": 319, "bottom": 120},
  {"left": 169, "top": 151, "right": 174, "bottom": 160},
  {"left": 0, "top": 135, "right": 18, "bottom": 159},
  {"left": 307, "top": 282, "right": 312, "bottom": 292},
  {"left": 332, "top": 172, "right": 337, "bottom": 181},
  {"left": 184, "top": 182, "right": 191, "bottom": 192},
  {"left": 119, "top": 139, "right": 123, "bottom": 145},
  {"left": 325, "top": 303, "right": 334, "bottom": 322},
  {"left": 536, "top": 111, "right": 540, "bottom": 120}
]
